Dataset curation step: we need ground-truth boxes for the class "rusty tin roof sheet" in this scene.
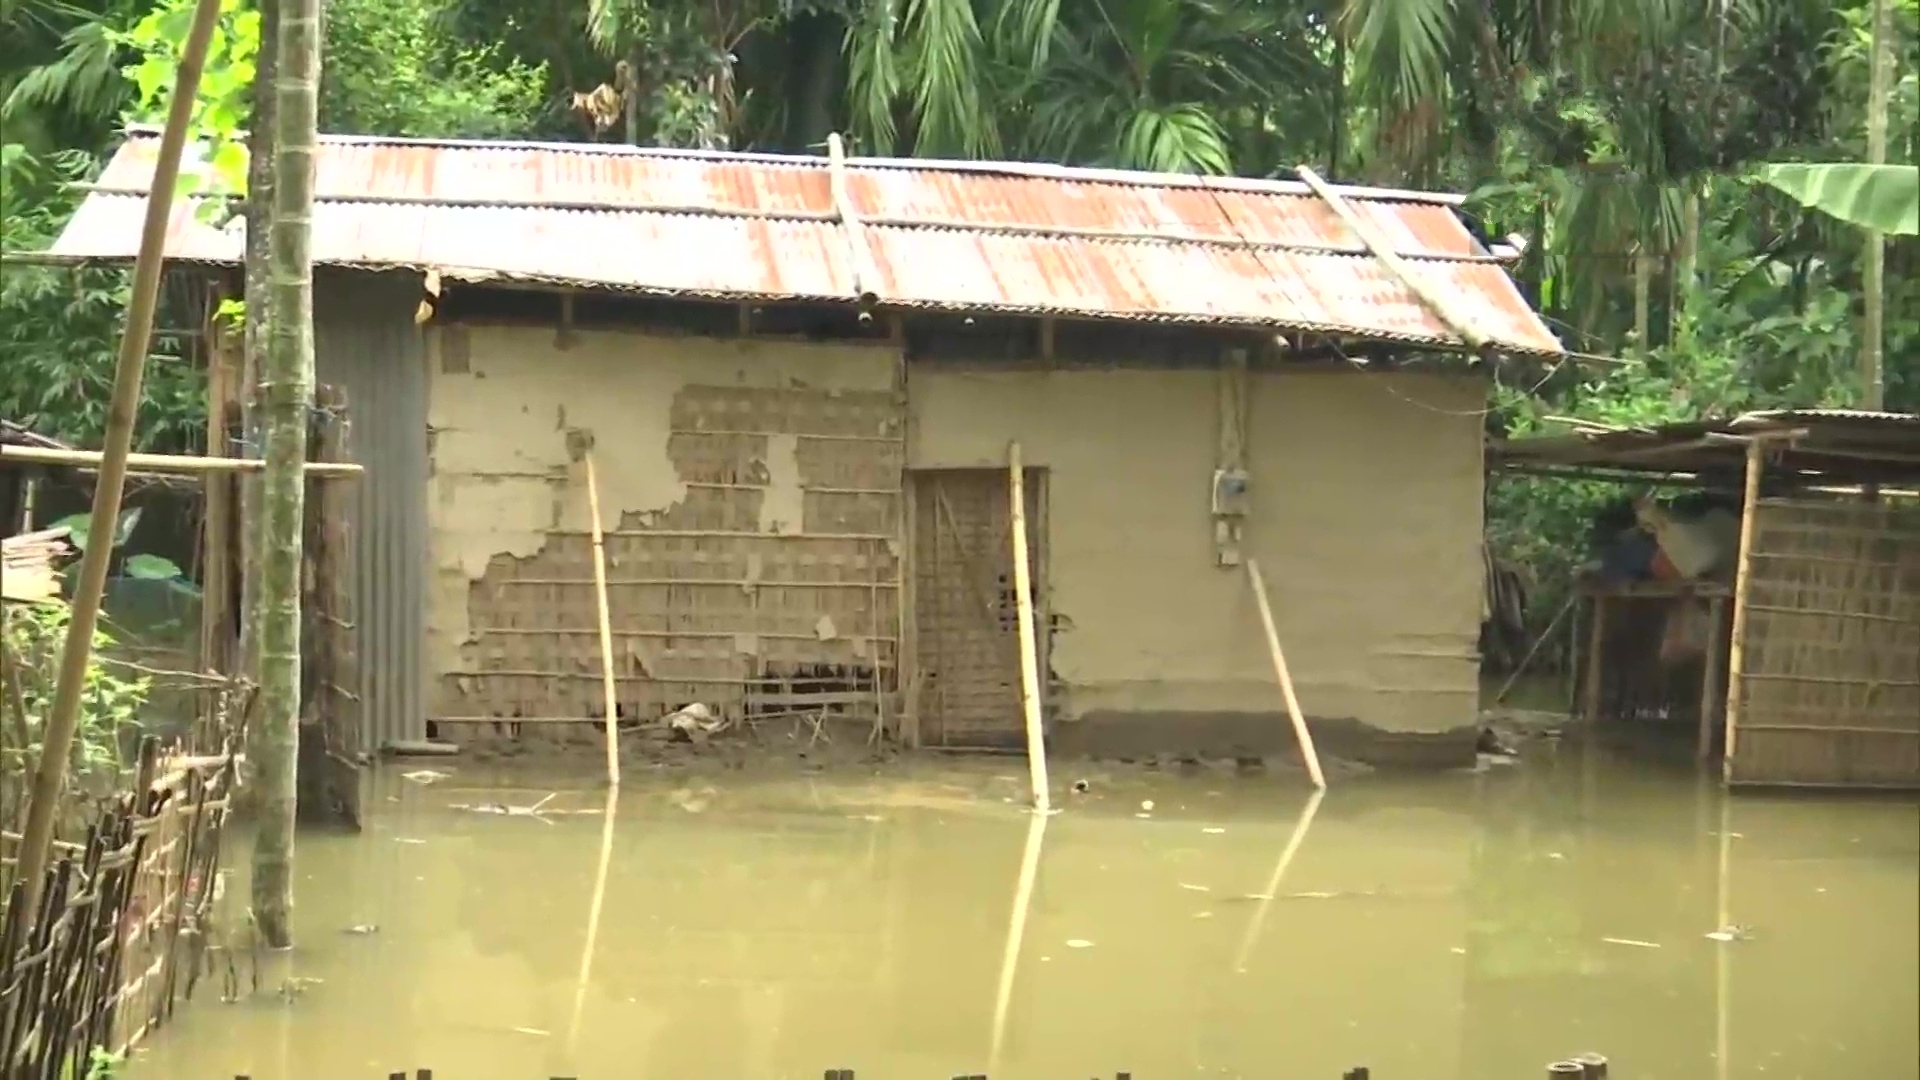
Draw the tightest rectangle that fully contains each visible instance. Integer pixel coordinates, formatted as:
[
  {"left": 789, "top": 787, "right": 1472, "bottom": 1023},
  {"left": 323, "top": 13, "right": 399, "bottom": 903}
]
[{"left": 51, "top": 130, "right": 1562, "bottom": 354}]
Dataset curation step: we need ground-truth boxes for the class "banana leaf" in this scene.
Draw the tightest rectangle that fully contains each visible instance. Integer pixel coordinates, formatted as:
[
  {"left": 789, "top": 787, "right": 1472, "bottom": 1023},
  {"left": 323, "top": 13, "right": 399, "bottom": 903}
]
[{"left": 1758, "top": 163, "right": 1919, "bottom": 236}]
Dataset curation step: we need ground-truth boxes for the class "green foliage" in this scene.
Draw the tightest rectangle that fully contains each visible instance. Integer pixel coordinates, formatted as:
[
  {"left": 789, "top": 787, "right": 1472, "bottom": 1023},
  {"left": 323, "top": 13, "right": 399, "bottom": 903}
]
[
  {"left": 52, "top": 506, "right": 144, "bottom": 554},
  {"left": 0, "top": 144, "right": 207, "bottom": 452},
  {"left": 318, "top": 0, "right": 547, "bottom": 138},
  {"left": 1758, "top": 162, "right": 1920, "bottom": 235},
  {"left": 111, "top": 0, "right": 257, "bottom": 201},
  {"left": 0, "top": 601, "right": 152, "bottom": 797}
]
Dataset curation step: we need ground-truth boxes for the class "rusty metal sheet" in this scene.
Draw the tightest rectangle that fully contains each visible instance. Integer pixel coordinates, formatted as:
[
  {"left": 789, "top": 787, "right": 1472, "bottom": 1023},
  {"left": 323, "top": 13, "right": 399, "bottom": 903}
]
[{"left": 53, "top": 129, "right": 1564, "bottom": 355}]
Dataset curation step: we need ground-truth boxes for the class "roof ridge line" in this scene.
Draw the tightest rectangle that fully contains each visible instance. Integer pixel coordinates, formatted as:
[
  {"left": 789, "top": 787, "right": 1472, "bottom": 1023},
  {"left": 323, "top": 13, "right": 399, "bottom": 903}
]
[{"left": 114, "top": 125, "right": 1467, "bottom": 206}]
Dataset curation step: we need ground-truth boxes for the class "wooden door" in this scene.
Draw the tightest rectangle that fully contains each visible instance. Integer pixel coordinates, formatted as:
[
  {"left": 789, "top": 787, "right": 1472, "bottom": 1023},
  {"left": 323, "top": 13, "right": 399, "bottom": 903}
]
[{"left": 909, "top": 468, "right": 1047, "bottom": 748}]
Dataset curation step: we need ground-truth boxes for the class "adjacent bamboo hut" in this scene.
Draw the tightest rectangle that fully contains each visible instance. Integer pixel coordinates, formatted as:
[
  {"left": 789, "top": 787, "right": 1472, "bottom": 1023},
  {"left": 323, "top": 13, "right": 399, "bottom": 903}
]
[
  {"left": 36, "top": 128, "right": 1568, "bottom": 770},
  {"left": 1495, "top": 410, "right": 1920, "bottom": 790}
]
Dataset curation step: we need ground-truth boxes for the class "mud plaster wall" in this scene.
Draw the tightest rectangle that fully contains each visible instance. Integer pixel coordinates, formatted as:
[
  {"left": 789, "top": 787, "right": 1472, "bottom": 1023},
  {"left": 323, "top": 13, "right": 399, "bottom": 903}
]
[
  {"left": 908, "top": 366, "right": 1483, "bottom": 739},
  {"left": 426, "top": 324, "right": 902, "bottom": 721}
]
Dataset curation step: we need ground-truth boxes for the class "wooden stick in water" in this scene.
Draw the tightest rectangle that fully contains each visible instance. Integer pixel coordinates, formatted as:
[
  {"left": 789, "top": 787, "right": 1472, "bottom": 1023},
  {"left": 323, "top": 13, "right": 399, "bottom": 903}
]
[
  {"left": 1722, "top": 437, "right": 1764, "bottom": 783},
  {"left": 1007, "top": 442, "right": 1051, "bottom": 811},
  {"left": 584, "top": 451, "right": 621, "bottom": 788},
  {"left": 1232, "top": 786, "right": 1324, "bottom": 973},
  {"left": 1245, "top": 558, "right": 1327, "bottom": 789},
  {"left": 988, "top": 806, "right": 1050, "bottom": 1073}
]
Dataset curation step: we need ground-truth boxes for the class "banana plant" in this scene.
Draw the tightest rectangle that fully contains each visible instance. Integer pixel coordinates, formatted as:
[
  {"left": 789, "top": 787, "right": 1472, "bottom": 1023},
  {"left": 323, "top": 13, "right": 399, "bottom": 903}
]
[{"left": 1758, "top": 162, "right": 1919, "bottom": 235}]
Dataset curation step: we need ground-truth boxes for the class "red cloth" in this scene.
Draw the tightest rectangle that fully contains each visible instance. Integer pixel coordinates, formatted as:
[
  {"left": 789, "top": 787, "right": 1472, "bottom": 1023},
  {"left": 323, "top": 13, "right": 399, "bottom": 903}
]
[{"left": 1649, "top": 546, "right": 1682, "bottom": 581}]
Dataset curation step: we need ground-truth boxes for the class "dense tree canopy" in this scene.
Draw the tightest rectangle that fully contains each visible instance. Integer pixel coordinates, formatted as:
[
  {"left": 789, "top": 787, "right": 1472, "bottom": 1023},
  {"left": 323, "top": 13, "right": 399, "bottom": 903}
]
[{"left": 1, "top": 0, "right": 1916, "bottom": 629}]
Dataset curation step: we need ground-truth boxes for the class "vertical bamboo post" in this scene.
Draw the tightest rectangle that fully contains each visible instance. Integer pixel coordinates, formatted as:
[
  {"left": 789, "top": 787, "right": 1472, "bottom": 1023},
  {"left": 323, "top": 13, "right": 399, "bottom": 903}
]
[
  {"left": 1007, "top": 442, "right": 1050, "bottom": 812},
  {"left": 1697, "top": 594, "right": 1728, "bottom": 762},
  {"left": 583, "top": 452, "right": 622, "bottom": 788},
  {"left": 10, "top": 0, "right": 225, "bottom": 911},
  {"left": 1722, "top": 439, "right": 1765, "bottom": 784},
  {"left": 1244, "top": 558, "right": 1327, "bottom": 789}
]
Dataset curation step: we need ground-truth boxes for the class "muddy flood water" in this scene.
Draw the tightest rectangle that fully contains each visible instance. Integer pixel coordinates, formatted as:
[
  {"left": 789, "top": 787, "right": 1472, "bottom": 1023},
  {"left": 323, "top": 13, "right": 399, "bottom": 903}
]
[{"left": 127, "top": 743, "right": 1917, "bottom": 1080}]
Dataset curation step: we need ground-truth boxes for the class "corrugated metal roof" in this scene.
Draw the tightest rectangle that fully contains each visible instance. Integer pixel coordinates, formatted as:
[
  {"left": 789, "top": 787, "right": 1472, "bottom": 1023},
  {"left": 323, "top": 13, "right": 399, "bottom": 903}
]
[{"left": 50, "top": 129, "right": 1563, "bottom": 355}]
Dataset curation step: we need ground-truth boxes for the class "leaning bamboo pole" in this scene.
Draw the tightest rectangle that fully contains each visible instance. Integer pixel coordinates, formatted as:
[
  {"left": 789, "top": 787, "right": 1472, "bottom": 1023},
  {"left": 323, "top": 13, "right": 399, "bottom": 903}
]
[
  {"left": 1245, "top": 558, "right": 1328, "bottom": 789},
  {"left": 584, "top": 451, "right": 623, "bottom": 788},
  {"left": 9, "top": 0, "right": 225, "bottom": 911},
  {"left": 1007, "top": 442, "right": 1051, "bottom": 812},
  {"left": 1721, "top": 438, "right": 1765, "bottom": 783}
]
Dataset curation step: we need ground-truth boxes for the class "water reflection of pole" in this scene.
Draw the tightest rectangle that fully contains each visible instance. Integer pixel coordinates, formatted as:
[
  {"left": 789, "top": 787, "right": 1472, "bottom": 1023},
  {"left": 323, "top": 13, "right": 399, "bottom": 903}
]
[
  {"left": 1232, "top": 787, "right": 1326, "bottom": 974},
  {"left": 1714, "top": 793, "right": 1733, "bottom": 1080},
  {"left": 566, "top": 789, "right": 622, "bottom": 1059},
  {"left": 988, "top": 808, "right": 1051, "bottom": 1074}
]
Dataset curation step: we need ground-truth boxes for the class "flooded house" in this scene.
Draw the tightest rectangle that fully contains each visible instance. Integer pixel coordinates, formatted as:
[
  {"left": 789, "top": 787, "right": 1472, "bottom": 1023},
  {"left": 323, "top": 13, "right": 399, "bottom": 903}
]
[{"left": 47, "top": 129, "right": 1564, "bottom": 770}]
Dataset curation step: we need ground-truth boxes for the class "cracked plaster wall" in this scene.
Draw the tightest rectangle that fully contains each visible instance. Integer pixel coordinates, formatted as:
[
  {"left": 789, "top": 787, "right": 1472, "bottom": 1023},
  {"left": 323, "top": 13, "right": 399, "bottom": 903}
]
[
  {"left": 907, "top": 366, "right": 1484, "bottom": 736},
  {"left": 425, "top": 324, "right": 898, "bottom": 716}
]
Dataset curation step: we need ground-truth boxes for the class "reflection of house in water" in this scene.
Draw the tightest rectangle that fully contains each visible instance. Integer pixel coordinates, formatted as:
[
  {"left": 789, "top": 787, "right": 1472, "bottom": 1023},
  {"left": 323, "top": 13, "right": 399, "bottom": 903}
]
[
  {"left": 1495, "top": 411, "right": 1920, "bottom": 788},
  {"left": 49, "top": 128, "right": 1564, "bottom": 771}
]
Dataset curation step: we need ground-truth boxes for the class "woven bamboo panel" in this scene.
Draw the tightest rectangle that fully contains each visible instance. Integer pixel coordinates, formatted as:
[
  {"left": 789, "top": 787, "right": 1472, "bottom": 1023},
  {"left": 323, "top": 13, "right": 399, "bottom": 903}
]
[
  {"left": 1730, "top": 497, "right": 1920, "bottom": 788},
  {"left": 909, "top": 468, "right": 1046, "bottom": 748},
  {"left": 441, "top": 382, "right": 904, "bottom": 729}
]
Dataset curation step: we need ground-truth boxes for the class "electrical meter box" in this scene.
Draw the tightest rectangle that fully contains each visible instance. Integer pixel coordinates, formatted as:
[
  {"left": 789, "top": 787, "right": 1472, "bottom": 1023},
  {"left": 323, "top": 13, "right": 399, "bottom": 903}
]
[{"left": 1210, "top": 467, "right": 1251, "bottom": 518}]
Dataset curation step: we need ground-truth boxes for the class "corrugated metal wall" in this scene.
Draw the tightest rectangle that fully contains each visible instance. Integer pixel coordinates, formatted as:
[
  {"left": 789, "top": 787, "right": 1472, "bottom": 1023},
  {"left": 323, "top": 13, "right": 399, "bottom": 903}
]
[{"left": 315, "top": 269, "right": 428, "bottom": 749}]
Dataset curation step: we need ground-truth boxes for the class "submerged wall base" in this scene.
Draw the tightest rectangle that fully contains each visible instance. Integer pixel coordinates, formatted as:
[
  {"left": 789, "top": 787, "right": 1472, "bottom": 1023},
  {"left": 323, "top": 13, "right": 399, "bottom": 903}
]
[{"left": 1051, "top": 710, "right": 1479, "bottom": 771}]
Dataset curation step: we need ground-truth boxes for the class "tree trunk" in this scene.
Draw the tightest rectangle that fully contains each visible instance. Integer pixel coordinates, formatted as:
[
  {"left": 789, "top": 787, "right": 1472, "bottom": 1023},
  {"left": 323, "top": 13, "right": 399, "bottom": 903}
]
[
  {"left": 240, "top": 0, "right": 278, "bottom": 693},
  {"left": 1860, "top": 0, "right": 1891, "bottom": 410},
  {"left": 251, "top": 0, "right": 320, "bottom": 951}
]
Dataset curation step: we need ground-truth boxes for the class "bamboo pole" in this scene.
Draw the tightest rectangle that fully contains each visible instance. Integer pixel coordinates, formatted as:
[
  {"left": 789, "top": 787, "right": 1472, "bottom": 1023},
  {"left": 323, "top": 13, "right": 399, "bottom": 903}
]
[
  {"left": 0, "top": 444, "right": 362, "bottom": 475},
  {"left": 1297, "top": 166, "right": 1491, "bottom": 351},
  {"left": 1232, "top": 786, "right": 1325, "bottom": 972},
  {"left": 1007, "top": 442, "right": 1050, "bottom": 812},
  {"left": 584, "top": 452, "right": 622, "bottom": 787},
  {"left": 1697, "top": 595, "right": 1729, "bottom": 762},
  {"left": 566, "top": 788, "right": 620, "bottom": 1057},
  {"left": 1722, "top": 439, "right": 1765, "bottom": 784},
  {"left": 988, "top": 804, "right": 1049, "bottom": 1074},
  {"left": 9, "top": 0, "right": 225, "bottom": 912},
  {"left": 1244, "top": 558, "right": 1327, "bottom": 790}
]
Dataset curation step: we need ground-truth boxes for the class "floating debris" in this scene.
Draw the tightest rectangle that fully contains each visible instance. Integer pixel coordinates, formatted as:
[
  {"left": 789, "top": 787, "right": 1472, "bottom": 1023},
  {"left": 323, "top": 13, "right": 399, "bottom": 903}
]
[
  {"left": 1065, "top": 938, "right": 1094, "bottom": 949},
  {"left": 1140, "top": 799, "right": 1155, "bottom": 811},
  {"left": 510, "top": 1027, "right": 550, "bottom": 1038},
  {"left": 452, "top": 793, "right": 558, "bottom": 822},
  {"left": 1071, "top": 779, "right": 1090, "bottom": 793},
  {"left": 1201, "top": 827, "right": 1226, "bottom": 834},
  {"left": 394, "top": 837, "right": 427, "bottom": 845},
  {"left": 1179, "top": 882, "right": 1211, "bottom": 892},
  {"left": 1601, "top": 937, "right": 1662, "bottom": 949},
  {"left": 342, "top": 924, "right": 379, "bottom": 936},
  {"left": 401, "top": 769, "right": 450, "bottom": 785},
  {"left": 1706, "top": 924, "right": 1753, "bottom": 942}
]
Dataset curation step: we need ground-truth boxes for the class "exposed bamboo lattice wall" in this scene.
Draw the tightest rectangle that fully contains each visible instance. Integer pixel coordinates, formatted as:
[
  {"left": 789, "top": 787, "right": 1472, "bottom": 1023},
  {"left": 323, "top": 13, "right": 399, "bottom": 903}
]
[
  {"left": 1730, "top": 497, "right": 1920, "bottom": 788},
  {"left": 443, "top": 383, "right": 906, "bottom": 731}
]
